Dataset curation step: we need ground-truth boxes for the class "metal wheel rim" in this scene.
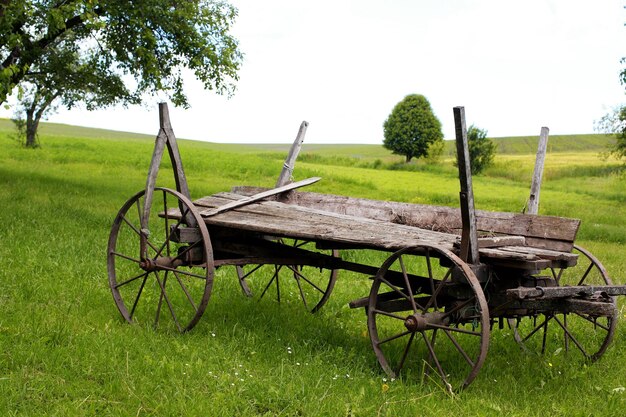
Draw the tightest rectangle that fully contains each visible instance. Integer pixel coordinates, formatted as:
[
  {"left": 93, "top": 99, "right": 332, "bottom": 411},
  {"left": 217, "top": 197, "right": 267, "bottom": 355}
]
[
  {"left": 107, "top": 187, "right": 214, "bottom": 332},
  {"left": 367, "top": 246, "right": 490, "bottom": 392}
]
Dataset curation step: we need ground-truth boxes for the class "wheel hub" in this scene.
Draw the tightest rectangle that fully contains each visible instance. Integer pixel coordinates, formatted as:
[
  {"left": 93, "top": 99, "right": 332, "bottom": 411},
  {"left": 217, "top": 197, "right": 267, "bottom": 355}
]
[
  {"left": 404, "top": 311, "right": 447, "bottom": 332},
  {"left": 404, "top": 314, "right": 428, "bottom": 332}
]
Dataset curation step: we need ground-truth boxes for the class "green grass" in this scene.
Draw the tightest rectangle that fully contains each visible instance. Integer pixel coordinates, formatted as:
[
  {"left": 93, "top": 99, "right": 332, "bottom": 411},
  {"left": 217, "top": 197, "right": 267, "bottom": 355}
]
[{"left": 1, "top": 121, "right": 626, "bottom": 416}]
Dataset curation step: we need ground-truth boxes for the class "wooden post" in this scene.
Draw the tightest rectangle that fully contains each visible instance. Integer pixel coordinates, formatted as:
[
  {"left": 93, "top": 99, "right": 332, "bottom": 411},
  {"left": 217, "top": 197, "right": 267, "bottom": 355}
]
[
  {"left": 526, "top": 127, "right": 549, "bottom": 215},
  {"left": 454, "top": 106, "right": 479, "bottom": 264},
  {"left": 276, "top": 121, "right": 309, "bottom": 187}
]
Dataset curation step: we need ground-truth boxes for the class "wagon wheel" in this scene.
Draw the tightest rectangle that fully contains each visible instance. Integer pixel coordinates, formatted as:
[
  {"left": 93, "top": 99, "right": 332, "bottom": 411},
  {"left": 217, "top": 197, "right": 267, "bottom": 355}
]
[
  {"left": 512, "top": 245, "right": 617, "bottom": 361},
  {"left": 236, "top": 239, "right": 339, "bottom": 313},
  {"left": 108, "top": 187, "right": 214, "bottom": 333},
  {"left": 367, "top": 246, "right": 490, "bottom": 392}
]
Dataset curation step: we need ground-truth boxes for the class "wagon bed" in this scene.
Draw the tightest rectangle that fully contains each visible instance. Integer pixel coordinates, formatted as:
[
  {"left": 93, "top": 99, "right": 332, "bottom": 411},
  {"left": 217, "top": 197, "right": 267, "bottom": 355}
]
[{"left": 189, "top": 191, "right": 578, "bottom": 271}]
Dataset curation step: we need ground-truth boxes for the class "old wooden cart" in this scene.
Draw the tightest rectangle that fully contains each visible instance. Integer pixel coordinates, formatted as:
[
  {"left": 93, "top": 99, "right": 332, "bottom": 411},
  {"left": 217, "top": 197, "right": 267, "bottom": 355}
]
[{"left": 107, "top": 104, "right": 625, "bottom": 391}]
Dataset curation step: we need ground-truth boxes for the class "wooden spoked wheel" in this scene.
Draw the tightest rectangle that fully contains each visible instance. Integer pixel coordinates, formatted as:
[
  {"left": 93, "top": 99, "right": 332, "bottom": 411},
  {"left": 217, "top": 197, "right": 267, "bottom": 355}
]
[
  {"left": 236, "top": 239, "right": 339, "bottom": 313},
  {"left": 367, "top": 246, "right": 490, "bottom": 392},
  {"left": 107, "top": 187, "right": 214, "bottom": 333},
  {"left": 512, "top": 245, "right": 617, "bottom": 361}
]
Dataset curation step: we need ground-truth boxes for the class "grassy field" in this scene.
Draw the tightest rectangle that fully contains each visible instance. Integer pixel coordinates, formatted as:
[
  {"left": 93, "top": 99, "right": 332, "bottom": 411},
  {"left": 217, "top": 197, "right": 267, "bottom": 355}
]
[{"left": 1, "top": 120, "right": 625, "bottom": 416}]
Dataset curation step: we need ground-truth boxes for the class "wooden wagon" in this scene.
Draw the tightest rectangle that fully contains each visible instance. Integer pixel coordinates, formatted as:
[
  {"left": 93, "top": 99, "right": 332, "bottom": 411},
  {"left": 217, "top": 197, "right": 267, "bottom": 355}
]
[{"left": 107, "top": 104, "right": 624, "bottom": 391}]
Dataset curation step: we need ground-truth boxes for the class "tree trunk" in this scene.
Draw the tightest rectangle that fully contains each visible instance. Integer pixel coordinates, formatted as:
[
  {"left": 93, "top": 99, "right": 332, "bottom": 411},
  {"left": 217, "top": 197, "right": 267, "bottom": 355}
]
[
  {"left": 24, "top": 104, "right": 39, "bottom": 148},
  {"left": 23, "top": 89, "right": 58, "bottom": 148},
  {"left": 405, "top": 154, "right": 412, "bottom": 163}
]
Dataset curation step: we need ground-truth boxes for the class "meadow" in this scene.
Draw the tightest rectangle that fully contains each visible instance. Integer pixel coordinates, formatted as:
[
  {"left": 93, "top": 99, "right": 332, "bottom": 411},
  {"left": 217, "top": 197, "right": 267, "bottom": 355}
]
[{"left": 1, "top": 117, "right": 625, "bottom": 416}]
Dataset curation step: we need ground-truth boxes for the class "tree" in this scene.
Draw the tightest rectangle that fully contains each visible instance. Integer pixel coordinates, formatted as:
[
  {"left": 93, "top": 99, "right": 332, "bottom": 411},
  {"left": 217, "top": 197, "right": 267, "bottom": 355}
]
[
  {"left": 596, "top": 106, "right": 626, "bottom": 160},
  {"left": 12, "top": 34, "right": 139, "bottom": 147},
  {"left": 595, "top": 57, "right": 626, "bottom": 160},
  {"left": 0, "top": 0, "right": 242, "bottom": 114},
  {"left": 383, "top": 94, "right": 443, "bottom": 162},
  {"left": 455, "top": 125, "right": 496, "bottom": 174}
]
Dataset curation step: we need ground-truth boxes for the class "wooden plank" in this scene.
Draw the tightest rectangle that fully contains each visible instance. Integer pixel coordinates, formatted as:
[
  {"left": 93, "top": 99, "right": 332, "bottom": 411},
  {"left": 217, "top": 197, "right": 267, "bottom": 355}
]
[
  {"left": 496, "top": 246, "right": 578, "bottom": 265},
  {"left": 231, "top": 187, "right": 580, "bottom": 249},
  {"left": 507, "top": 285, "right": 626, "bottom": 300},
  {"left": 514, "top": 298, "right": 616, "bottom": 317},
  {"left": 200, "top": 177, "right": 321, "bottom": 217},
  {"left": 527, "top": 127, "right": 549, "bottom": 215}
]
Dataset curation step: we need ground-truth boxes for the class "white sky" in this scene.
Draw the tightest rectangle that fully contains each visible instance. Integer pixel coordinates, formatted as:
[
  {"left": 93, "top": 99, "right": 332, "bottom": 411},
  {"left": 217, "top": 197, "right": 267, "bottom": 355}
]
[{"left": 3, "top": 0, "right": 625, "bottom": 143}]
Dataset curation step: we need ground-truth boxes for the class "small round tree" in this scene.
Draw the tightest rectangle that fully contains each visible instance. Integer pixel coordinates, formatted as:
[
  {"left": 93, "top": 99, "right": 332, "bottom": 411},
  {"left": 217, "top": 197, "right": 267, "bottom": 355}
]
[
  {"left": 383, "top": 94, "right": 443, "bottom": 162},
  {"left": 454, "top": 125, "right": 497, "bottom": 174}
]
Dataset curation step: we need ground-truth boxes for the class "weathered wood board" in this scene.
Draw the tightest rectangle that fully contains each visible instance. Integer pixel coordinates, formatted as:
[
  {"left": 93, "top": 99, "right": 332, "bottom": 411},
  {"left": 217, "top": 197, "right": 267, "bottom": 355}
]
[{"left": 233, "top": 187, "right": 581, "bottom": 252}]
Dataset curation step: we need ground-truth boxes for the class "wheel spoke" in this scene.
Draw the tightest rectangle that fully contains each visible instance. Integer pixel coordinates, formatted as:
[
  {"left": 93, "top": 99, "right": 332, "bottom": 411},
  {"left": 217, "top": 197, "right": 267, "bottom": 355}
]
[
  {"left": 173, "top": 271, "right": 199, "bottom": 312},
  {"left": 239, "top": 264, "right": 263, "bottom": 281},
  {"left": 154, "top": 271, "right": 182, "bottom": 332},
  {"left": 443, "top": 329, "right": 475, "bottom": 367},
  {"left": 520, "top": 315, "right": 550, "bottom": 343},
  {"left": 577, "top": 262, "right": 594, "bottom": 286},
  {"left": 423, "top": 268, "right": 452, "bottom": 312},
  {"left": 152, "top": 207, "right": 190, "bottom": 259},
  {"left": 422, "top": 332, "right": 451, "bottom": 392},
  {"left": 293, "top": 272, "right": 309, "bottom": 310},
  {"left": 377, "top": 330, "right": 412, "bottom": 346},
  {"left": 115, "top": 271, "right": 149, "bottom": 289},
  {"left": 163, "top": 190, "right": 171, "bottom": 256},
  {"left": 259, "top": 267, "right": 279, "bottom": 300},
  {"left": 398, "top": 255, "right": 418, "bottom": 313},
  {"left": 372, "top": 308, "right": 408, "bottom": 321},
  {"left": 379, "top": 276, "right": 415, "bottom": 307},
  {"left": 396, "top": 332, "right": 416, "bottom": 373},
  {"left": 553, "top": 315, "right": 590, "bottom": 358},
  {"left": 156, "top": 265, "right": 208, "bottom": 280},
  {"left": 120, "top": 215, "right": 160, "bottom": 254},
  {"left": 173, "top": 239, "right": 202, "bottom": 262},
  {"left": 111, "top": 251, "right": 142, "bottom": 265},
  {"left": 129, "top": 273, "right": 150, "bottom": 319},
  {"left": 429, "top": 323, "right": 481, "bottom": 337},
  {"left": 425, "top": 250, "right": 437, "bottom": 310},
  {"left": 275, "top": 265, "right": 281, "bottom": 302},
  {"left": 288, "top": 265, "right": 325, "bottom": 295},
  {"left": 572, "top": 312, "right": 612, "bottom": 331},
  {"left": 154, "top": 272, "right": 168, "bottom": 327}
]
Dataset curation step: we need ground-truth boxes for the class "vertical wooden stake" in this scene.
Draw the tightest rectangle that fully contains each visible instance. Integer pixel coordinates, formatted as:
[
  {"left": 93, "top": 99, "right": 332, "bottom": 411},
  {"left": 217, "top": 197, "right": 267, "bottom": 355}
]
[
  {"left": 454, "top": 106, "right": 479, "bottom": 265},
  {"left": 276, "top": 121, "right": 309, "bottom": 187},
  {"left": 141, "top": 103, "right": 196, "bottom": 242},
  {"left": 526, "top": 127, "right": 549, "bottom": 215}
]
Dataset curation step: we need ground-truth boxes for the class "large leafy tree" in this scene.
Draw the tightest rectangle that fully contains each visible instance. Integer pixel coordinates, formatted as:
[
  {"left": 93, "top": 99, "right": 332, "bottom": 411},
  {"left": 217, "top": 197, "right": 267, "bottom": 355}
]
[
  {"left": 383, "top": 94, "right": 443, "bottom": 162},
  {"left": 1, "top": 0, "right": 242, "bottom": 143}
]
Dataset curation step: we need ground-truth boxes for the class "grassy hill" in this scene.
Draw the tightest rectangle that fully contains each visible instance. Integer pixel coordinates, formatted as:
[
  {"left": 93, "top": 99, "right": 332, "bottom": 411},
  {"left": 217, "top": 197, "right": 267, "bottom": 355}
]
[
  {"left": 1, "top": 119, "right": 625, "bottom": 416},
  {"left": 0, "top": 117, "right": 615, "bottom": 156}
]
